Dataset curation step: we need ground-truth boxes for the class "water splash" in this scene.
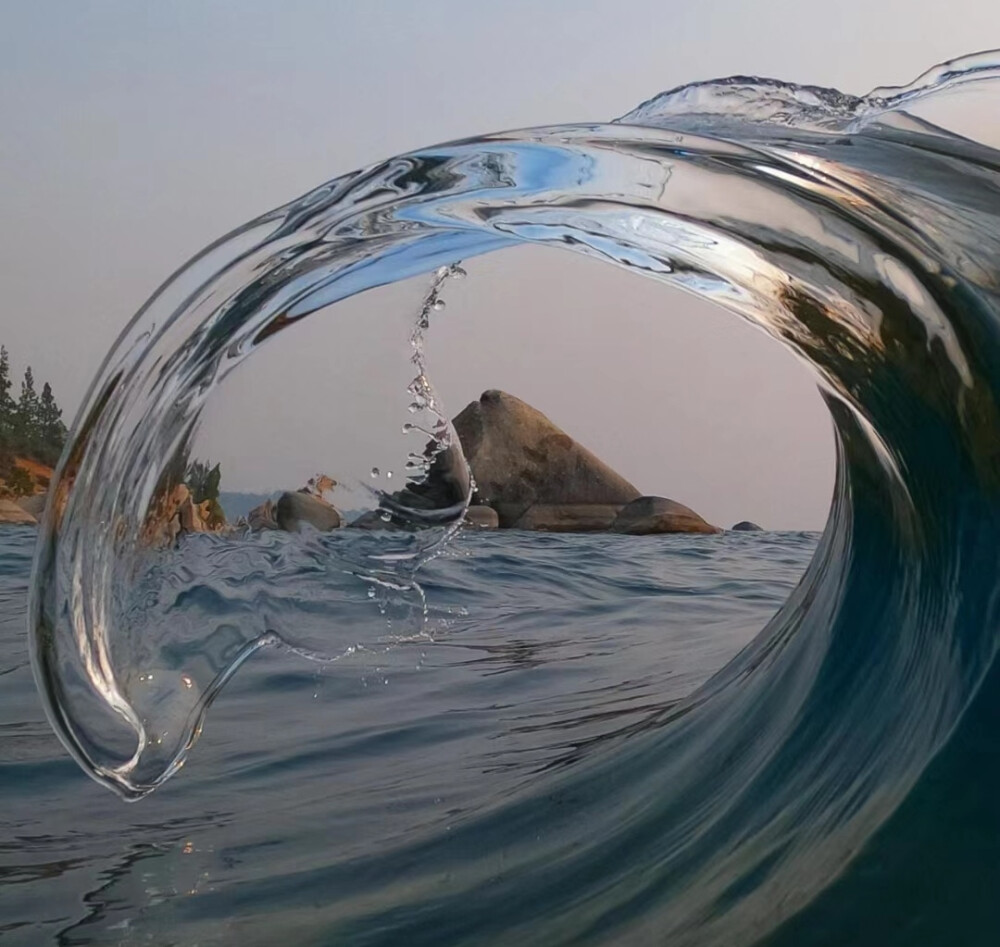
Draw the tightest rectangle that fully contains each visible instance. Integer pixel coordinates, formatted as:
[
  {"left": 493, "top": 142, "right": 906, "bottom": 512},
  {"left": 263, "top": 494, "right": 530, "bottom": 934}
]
[{"left": 28, "top": 50, "right": 1000, "bottom": 945}]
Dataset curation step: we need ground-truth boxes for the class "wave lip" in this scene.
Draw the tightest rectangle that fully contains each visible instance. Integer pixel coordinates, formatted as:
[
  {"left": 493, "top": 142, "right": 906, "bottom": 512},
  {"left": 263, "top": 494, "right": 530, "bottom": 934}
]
[{"left": 29, "top": 51, "right": 1000, "bottom": 944}]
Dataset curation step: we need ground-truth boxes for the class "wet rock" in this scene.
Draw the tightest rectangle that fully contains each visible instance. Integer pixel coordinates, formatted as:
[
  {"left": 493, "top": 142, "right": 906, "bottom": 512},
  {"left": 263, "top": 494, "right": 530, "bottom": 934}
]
[
  {"left": 275, "top": 490, "right": 342, "bottom": 533},
  {"left": 247, "top": 499, "right": 280, "bottom": 532},
  {"left": 611, "top": 496, "right": 721, "bottom": 535},
  {"left": 731, "top": 520, "right": 763, "bottom": 531},
  {"left": 463, "top": 505, "right": 499, "bottom": 529},
  {"left": 451, "top": 390, "right": 640, "bottom": 530}
]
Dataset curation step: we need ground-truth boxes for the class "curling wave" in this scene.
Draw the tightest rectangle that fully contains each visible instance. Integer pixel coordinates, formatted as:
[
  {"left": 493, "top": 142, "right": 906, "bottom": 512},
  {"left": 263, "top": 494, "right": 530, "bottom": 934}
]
[{"left": 29, "top": 51, "right": 1000, "bottom": 944}]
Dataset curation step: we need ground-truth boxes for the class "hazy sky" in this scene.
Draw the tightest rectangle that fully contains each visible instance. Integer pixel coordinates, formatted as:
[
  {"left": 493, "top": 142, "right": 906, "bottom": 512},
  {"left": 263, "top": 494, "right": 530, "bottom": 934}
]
[{"left": 2, "top": 1, "right": 999, "bottom": 529}]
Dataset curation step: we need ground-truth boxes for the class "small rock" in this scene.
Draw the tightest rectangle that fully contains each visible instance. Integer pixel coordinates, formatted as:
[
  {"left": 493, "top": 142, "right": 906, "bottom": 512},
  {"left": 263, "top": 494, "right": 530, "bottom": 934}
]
[
  {"left": 731, "top": 521, "right": 763, "bottom": 531},
  {"left": 611, "top": 496, "right": 720, "bottom": 535}
]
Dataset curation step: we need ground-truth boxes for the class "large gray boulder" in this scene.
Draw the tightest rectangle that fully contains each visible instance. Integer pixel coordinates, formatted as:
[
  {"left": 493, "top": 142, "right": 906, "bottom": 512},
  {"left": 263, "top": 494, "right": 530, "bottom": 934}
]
[
  {"left": 452, "top": 390, "right": 641, "bottom": 531},
  {"left": 611, "top": 496, "right": 720, "bottom": 535},
  {"left": 731, "top": 520, "right": 763, "bottom": 531},
  {"left": 275, "top": 491, "right": 342, "bottom": 533}
]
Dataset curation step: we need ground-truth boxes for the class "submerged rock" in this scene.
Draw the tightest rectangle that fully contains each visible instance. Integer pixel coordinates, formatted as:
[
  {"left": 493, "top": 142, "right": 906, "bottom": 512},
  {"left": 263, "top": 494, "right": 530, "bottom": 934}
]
[
  {"left": 0, "top": 498, "right": 37, "bottom": 525},
  {"left": 463, "top": 505, "right": 499, "bottom": 529},
  {"left": 611, "top": 496, "right": 721, "bottom": 535},
  {"left": 275, "top": 491, "right": 342, "bottom": 533},
  {"left": 347, "top": 509, "right": 399, "bottom": 531},
  {"left": 452, "top": 390, "right": 640, "bottom": 531},
  {"left": 247, "top": 499, "right": 279, "bottom": 531},
  {"left": 731, "top": 520, "right": 763, "bottom": 531}
]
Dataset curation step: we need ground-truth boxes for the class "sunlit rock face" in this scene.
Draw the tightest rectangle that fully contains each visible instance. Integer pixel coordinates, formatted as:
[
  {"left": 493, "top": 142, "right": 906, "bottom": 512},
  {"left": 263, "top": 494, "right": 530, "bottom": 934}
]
[{"left": 452, "top": 389, "right": 641, "bottom": 531}]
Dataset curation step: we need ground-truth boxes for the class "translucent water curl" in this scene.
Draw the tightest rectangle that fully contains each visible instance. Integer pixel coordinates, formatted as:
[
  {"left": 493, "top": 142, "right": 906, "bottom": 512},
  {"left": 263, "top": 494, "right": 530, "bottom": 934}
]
[{"left": 29, "top": 50, "right": 1000, "bottom": 945}]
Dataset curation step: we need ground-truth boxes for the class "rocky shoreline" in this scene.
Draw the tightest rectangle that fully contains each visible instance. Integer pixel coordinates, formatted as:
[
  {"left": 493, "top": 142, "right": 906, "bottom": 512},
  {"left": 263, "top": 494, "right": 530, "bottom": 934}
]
[
  {"left": 244, "top": 390, "right": 756, "bottom": 537},
  {"left": 1, "top": 392, "right": 764, "bottom": 535}
]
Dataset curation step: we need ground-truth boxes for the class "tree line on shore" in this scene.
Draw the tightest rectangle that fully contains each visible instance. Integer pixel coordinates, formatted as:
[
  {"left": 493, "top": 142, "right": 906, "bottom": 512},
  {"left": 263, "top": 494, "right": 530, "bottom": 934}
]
[{"left": 0, "top": 344, "right": 68, "bottom": 493}]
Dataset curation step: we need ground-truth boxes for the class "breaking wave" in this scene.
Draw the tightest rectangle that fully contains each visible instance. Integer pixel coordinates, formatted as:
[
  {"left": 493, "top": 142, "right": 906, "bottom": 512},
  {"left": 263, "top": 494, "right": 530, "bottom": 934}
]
[{"left": 28, "top": 50, "right": 1000, "bottom": 944}]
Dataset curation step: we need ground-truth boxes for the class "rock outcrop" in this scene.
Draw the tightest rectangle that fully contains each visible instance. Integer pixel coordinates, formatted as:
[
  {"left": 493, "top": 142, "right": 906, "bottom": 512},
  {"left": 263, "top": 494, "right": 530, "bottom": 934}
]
[
  {"left": 731, "top": 520, "right": 763, "bottom": 531},
  {"left": 451, "top": 390, "right": 641, "bottom": 531},
  {"left": 143, "top": 483, "right": 224, "bottom": 545},
  {"left": 275, "top": 490, "right": 342, "bottom": 533},
  {"left": 0, "top": 498, "right": 37, "bottom": 525},
  {"left": 611, "top": 496, "right": 721, "bottom": 535},
  {"left": 218, "top": 392, "right": 717, "bottom": 539}
]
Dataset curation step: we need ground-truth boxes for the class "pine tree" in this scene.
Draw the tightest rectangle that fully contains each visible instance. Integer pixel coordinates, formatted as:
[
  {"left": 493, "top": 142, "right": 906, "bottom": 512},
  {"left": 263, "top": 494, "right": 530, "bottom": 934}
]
[
  {"left": 0, "top": 349, "right": 69, "bottom": 472},
  {"left": 0, "top": 346, "right": 14, "bottom": 452},
  {"left": 16, "top": 366, "right": 41, "bottom": 456},
  {"left": 38, "top": 382, "right": 66, "bottom": 466},
  {"left": 185, "top": 459, "right": 222, "bottom": 503}
]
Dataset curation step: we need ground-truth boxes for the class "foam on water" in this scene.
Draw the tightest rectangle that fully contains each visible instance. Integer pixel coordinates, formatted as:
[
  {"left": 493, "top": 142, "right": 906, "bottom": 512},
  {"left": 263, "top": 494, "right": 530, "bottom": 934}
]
[{"left": 25, "top": 50, "right": 1000, "bottom": 944}]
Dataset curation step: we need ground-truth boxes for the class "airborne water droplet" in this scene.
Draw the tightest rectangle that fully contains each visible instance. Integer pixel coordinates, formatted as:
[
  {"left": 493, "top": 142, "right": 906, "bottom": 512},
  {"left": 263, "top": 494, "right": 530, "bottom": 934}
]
[
  {"left": 386, "top": 470, "right": 393, "bottom": 479},
  {"left": 432, "top": 299, "right": 446, "bottom": 311},
  {"left": 370, "top": 467, "right": 380, "bottom": 478}
]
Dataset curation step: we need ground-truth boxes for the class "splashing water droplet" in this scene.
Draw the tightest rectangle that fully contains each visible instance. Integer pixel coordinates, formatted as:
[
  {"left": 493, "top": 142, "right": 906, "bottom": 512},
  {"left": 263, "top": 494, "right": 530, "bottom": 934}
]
[{"left": 432, "top": 299, "right": 446, "bottom": 311}]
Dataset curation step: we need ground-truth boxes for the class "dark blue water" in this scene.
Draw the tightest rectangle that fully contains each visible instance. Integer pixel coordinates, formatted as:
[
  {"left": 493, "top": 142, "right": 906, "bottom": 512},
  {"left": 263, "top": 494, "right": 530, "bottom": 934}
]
[{"left": 1, "top": 526, "right": 813, "bottom": 944}]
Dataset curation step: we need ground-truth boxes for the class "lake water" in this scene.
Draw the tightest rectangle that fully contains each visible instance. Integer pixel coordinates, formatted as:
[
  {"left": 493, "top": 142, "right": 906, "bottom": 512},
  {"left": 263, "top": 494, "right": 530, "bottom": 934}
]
[{"left": 1, "top": 525, "right": 814, "bottom": 945}]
